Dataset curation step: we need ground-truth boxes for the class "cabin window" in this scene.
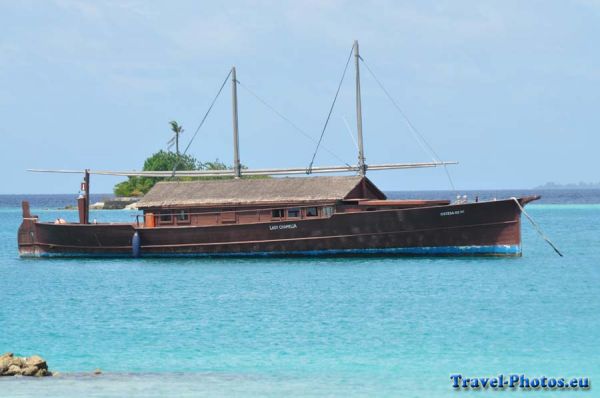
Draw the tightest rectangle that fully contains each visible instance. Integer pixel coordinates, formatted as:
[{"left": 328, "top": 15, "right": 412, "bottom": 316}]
[
  {"left": 176, "top": 210, "right": 190, "bottom": 224},
  {"left": 159, "top": 213, "right": 173, "bottom": 224},
  {"left": 221, "top": 211, "right": 237, "bottom": 224},
  {"left": 323, "top": 206, "right": 334, "bottom": 217},
  {"left": 287, "top": 208, "right": 300, "bottom": 218},
  {"left": 272, "top": 209, "right": 284, "bottom": 219},
  {"left": 306, "top": 207, "right": 319, "bottom": 217}
]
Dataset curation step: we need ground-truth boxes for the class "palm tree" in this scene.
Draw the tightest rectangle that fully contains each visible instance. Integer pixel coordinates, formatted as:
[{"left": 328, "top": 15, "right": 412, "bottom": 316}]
[{"left": 167, "top": 121, "right": 184, "bottom": 155}]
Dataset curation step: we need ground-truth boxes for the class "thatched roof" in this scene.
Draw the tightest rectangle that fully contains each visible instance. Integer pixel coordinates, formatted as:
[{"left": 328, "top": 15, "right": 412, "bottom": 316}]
[{"left": 137, "top": 176, "right": 385, "bottom": 208}]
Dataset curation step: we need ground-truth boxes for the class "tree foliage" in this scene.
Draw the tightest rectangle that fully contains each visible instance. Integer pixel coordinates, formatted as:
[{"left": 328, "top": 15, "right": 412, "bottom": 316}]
[
  {"left": 168, "top": 121, "right": 184, "bottom": 155},
  {"left": 113, "top": 151, "right": 260, "bottom": 197},
  {"left": 114, "top": 151, "right": 208, "bottom": 197}
]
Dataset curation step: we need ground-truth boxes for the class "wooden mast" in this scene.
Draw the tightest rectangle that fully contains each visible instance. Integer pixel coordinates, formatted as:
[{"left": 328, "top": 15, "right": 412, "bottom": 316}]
[
  {"left": 354, "top": 40, "right": 366, "bottom": 177},
  {"left": 231, "top": 66, "right": 241, "bottom": 178}
]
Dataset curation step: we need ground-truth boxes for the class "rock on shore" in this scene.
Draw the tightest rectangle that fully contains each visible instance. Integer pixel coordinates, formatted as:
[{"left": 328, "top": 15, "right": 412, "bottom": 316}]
[
  {"left": 89, "top": 197, "right": 139, "bottom": 210},
  {"left": 0, "top": 353, "right": 51, "bottom": 377}
]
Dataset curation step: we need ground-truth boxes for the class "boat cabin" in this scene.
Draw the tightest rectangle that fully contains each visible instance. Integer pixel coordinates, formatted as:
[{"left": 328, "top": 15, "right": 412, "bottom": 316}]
[{"left": 135, "top": 176, "right": 449, "bottom": 228}]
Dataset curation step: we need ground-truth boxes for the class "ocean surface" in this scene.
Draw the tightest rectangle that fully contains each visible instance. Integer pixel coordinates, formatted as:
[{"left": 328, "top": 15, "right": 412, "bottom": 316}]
[{"left": 1, "top": 191, "right": 599, "bottom": 397}]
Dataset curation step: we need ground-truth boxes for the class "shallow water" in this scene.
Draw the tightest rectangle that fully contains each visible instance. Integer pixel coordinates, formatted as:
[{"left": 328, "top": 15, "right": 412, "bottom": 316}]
[{"left": 1, "top": 193, "right": 599, "bottom": 397}]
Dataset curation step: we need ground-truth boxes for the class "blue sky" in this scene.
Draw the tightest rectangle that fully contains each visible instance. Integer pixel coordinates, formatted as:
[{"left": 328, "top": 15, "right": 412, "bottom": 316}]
[{"left": 1, "top": 0, "right": 598, "bottom": 194}]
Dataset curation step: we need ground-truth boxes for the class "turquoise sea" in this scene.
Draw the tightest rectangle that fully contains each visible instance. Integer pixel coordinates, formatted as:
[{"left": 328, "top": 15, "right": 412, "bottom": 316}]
[{"left": 1, "top": 191, "right": 599, "bottom": 397}]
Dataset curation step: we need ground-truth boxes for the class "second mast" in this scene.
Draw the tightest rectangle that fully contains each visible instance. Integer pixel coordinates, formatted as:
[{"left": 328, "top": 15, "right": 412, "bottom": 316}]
[
  {"left": 231, "top": 66, "right": 241, "bottom": 178},
  {"left": 354, "top": 40, "right": 366, "bottom": 176}
]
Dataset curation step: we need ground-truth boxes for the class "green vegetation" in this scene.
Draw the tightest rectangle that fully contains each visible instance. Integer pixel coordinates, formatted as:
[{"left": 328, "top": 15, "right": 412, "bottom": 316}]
[
  {"left": 113, "top": 150, "right": 200, "bottom": 197},
  {"left": 113, "top": 150, "right": 260, "bottom": 197},
  {"left": 114, "top": 120, "right": 265, "bottom": 197}
]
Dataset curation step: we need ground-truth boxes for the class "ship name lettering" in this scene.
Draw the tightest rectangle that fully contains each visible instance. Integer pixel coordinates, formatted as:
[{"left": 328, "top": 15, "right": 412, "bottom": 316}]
[
  {"left": 440, "top": 210, "right": 465, "bottom": 217},
  {"left": 269, "top": 223, "right": 298, "bottom": 231}
]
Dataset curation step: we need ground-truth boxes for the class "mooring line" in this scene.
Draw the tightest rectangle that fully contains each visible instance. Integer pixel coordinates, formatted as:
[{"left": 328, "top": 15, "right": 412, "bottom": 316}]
[{"left": 511, "top": 197, "right": 563, "bottom": 257}]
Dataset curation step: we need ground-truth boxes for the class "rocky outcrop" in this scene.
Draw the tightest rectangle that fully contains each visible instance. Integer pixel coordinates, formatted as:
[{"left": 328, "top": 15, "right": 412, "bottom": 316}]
[
  {"left": 88, "top": 197, "right": 140, "bottom": 210},
  {"left": 103, "top": 197, "right": 139, "bottom": 210},
  {"left": 89, "top": 202, "right": 105, "bottom": 210},
  {"left": 0, "top": 353, "right": 52, "bottom": 377}
]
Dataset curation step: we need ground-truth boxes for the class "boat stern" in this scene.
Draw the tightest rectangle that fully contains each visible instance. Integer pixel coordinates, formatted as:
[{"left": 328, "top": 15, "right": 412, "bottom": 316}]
[{"left": 17, "top": 201, "right": 40, "bottom": 257}]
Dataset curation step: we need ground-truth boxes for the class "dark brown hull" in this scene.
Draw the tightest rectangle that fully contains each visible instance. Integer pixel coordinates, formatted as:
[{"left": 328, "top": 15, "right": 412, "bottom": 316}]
[{"left": 18, "top": 198, "right": 535, "bottom": 258}]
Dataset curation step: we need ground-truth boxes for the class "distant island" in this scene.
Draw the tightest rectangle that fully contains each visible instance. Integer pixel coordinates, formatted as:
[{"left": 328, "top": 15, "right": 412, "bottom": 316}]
[{"left": 535, "top": 182, "right": 600, "bottom": 190}]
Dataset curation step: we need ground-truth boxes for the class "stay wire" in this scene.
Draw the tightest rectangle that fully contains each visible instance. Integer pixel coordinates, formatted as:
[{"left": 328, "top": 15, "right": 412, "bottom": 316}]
[
  {"left": 359, "top": 57, "right": 457, "bottom": 192},
  {"left": 237, "top": 80, "right": 351, "bottom": 167},
  {"left": 511, "top": 197, "right": 563, "bottom": 257},
  {"left": 307, "top": 45, "right": 354, "bottom": 174},
  {"left": 171, "top": 69, "right": 233, "bottom": 176}
]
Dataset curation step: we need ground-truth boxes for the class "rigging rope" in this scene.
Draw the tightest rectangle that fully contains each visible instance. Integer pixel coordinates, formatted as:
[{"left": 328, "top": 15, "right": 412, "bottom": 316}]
[
  {"left": 511, "top": 197, "right": 563, "bottom": 257},
  {"left": 359, "top": 57, "right": 457, "bottom": 192},
  {"left": 171, "top": 69, "right": 233, "bottom": 176},
  {"left": 342, "top": 116, "right": 359, "bottom": 150},
  {"left": 237, "top": 81, "right": 351, "bottom": 167},
  {"left": 307, "top": 45, "right": 354, "bottom": 174}
]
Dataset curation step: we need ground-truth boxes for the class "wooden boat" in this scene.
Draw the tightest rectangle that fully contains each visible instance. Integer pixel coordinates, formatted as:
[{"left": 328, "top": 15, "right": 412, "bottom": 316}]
[{"left": 18, "top": 42, "right": 540, "bottom": 258}]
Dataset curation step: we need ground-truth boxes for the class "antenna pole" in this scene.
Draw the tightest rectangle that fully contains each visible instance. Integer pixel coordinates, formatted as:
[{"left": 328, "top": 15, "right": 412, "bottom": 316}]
[
  {"left": 84, "top": 169, "right": 90, "bottom": 224},
  {"left": 354, "top": 40, "right": 366, "bottom": 176},
  {"left": 231, "top": 66, "right": 241, "bottom": 178}
]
